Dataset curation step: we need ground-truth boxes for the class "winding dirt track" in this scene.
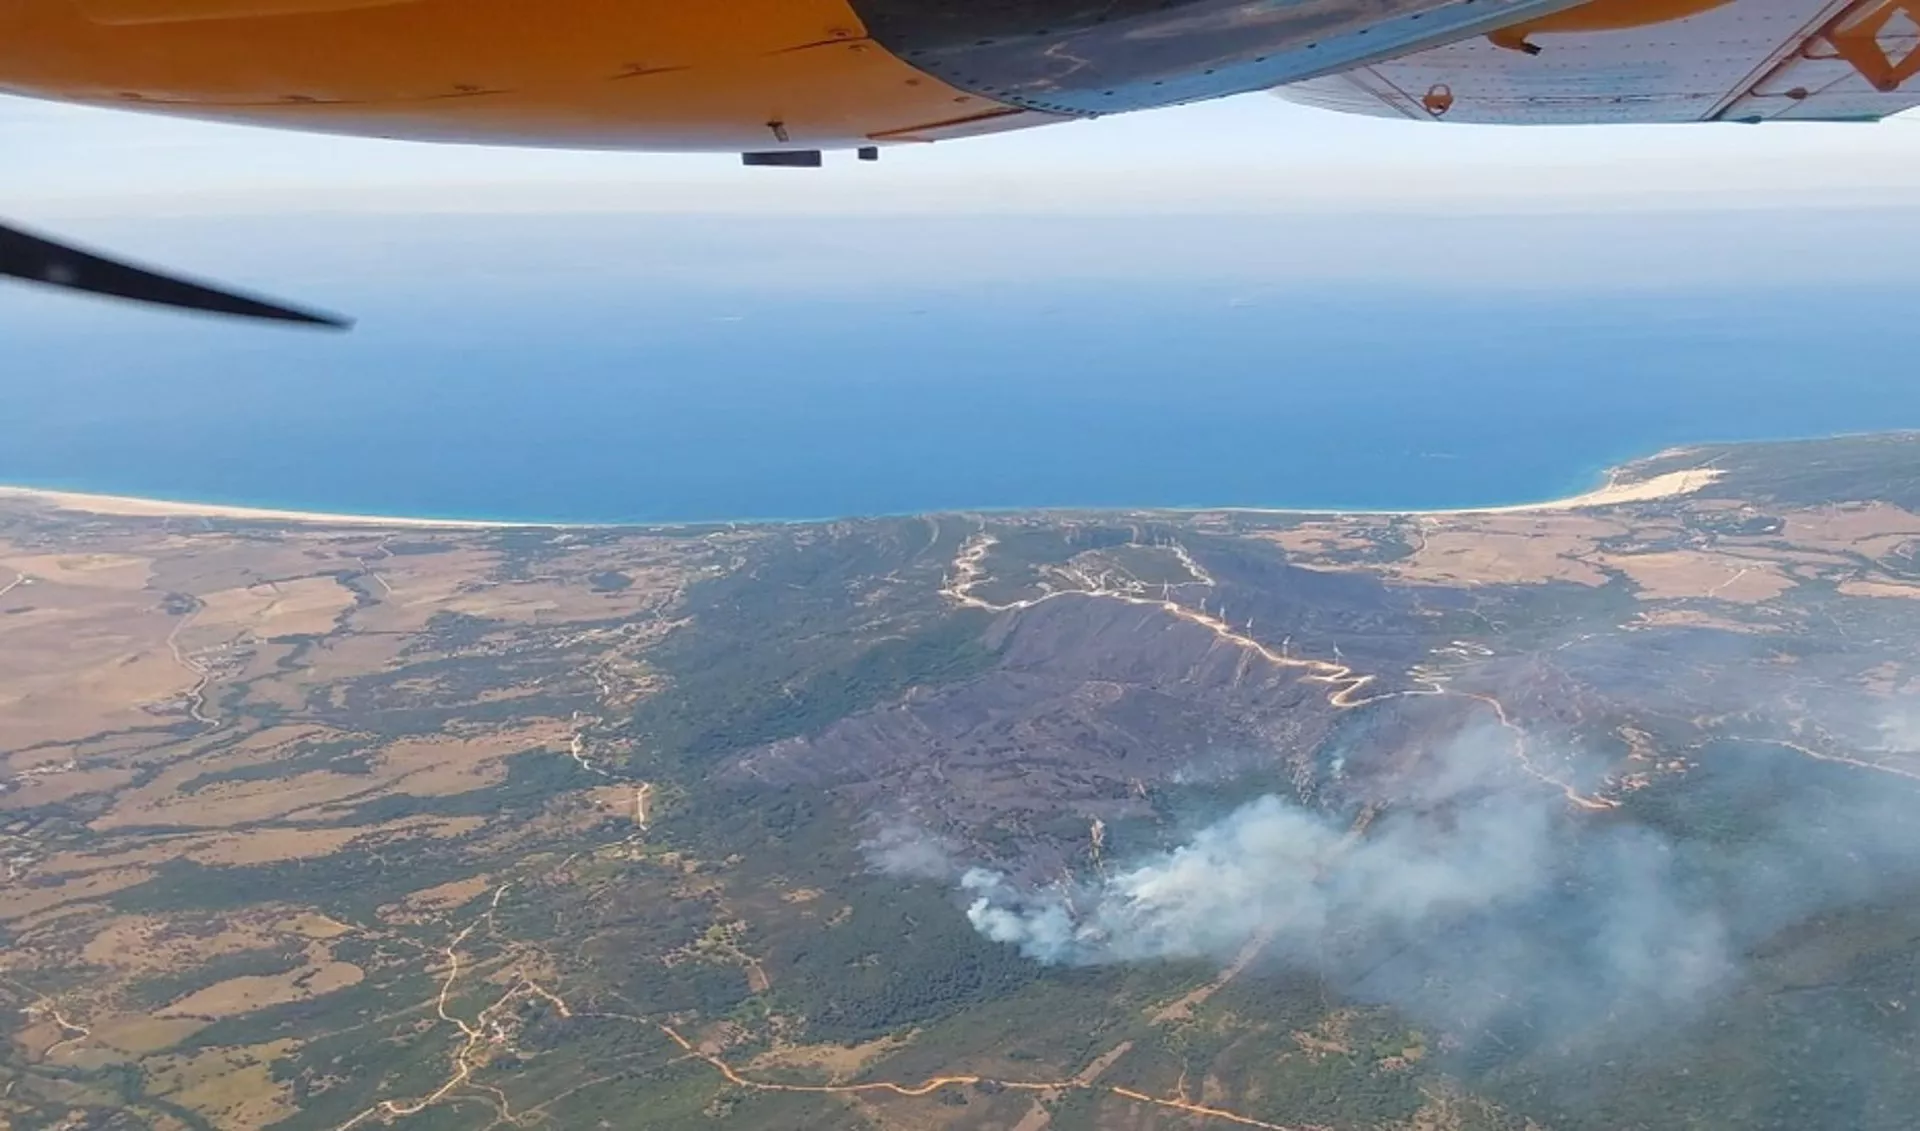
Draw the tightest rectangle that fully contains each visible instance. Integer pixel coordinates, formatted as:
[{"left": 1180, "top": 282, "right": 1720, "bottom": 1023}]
[
  {"left": 323, "top": 874, "right": 1321, "bottom": 1131},
  {"left": 942, "top": 531, "right": 1614, "bottom": 810},
  {"left": 314, "top": 526, "right": 1632, "bottom": 1129},
  {"left": 649, "top": 1018, "right": 1316, "bottom": 1130}
]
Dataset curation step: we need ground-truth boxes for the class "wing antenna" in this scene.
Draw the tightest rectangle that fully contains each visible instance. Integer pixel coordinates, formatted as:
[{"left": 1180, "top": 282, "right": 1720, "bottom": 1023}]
[{"left": 0, "top": 221, "right": 352, "bottom": 329}]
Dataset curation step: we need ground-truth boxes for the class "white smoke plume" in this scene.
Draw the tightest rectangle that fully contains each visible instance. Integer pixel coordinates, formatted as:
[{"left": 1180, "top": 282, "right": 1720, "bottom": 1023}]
[
  {"left": 948, "top": 725, "right": 1859, "bottom": 1043},
  {"left": 861, "top": 818, "right": 961, "bottom": 881},
  {"left": 1875, "top": 703, "right": 1920, "bottom": 753},
  {"left": 962, "top": 805, "right": 1593, "bottom": 964},
  {"left": 963, "top": 730, "right": 1580, "bottom": 964}
]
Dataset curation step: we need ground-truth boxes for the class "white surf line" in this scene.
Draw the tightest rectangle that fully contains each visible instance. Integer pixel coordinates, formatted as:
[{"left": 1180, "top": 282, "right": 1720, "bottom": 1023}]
[
  {"left": 0, "top": 484, "right": 539, "bottom": 530},
  {"left": 1201, "top": 466, "right": 1727, "bottom": 519}
]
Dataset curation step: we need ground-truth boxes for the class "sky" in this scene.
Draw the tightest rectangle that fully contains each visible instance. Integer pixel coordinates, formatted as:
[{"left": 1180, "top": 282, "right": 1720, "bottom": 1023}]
[
  {"left": 6, "top": 81, "right": 1920, "bottom": 330},
  {"left": 7, "top": 89, "right": 1920, "bottom": 220},
  {"left": 6, "top": 78, "right": 1920, "bottom": 518}
]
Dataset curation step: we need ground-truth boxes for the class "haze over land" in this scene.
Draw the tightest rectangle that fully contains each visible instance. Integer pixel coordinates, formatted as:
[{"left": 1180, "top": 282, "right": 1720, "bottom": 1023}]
[
  {"left": 10, "top": 73, "right": 1920, "bottom": 1131},
  {"left": 6, "top": 434, "right": 1920, "bottom": 1129}
]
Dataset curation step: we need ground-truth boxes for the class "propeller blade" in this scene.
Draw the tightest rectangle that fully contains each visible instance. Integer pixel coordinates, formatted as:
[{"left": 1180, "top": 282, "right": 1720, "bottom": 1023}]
[{"left": 0, "top": 221, "right": 352, "bottom": 329}]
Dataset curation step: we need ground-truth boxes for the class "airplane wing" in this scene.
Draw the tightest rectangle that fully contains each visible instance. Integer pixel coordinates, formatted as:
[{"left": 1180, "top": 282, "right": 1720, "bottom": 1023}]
[{"left": 1276, "top": 0, "right": 1920, "bottom": 123}]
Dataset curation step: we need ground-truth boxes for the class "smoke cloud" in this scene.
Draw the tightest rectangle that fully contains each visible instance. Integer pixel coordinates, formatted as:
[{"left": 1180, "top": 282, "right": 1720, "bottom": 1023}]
[
  {"left": 1876, "top": 703, "right": 1920, "bottom": 753},
  {"left": 860, "top": 818, "right": 961, "bottom": 881},
  {"left": 949, "top": 722, "right": 1920, "bottom": 1047}
]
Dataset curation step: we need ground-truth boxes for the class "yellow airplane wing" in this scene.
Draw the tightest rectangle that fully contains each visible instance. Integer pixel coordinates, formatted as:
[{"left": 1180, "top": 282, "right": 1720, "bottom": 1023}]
[
  {"left": 1277, "top": 0, "right": 1920, "bottom": 123},
  {"left": 6, "top": 0, "right": 1915, "bottom": 326}
]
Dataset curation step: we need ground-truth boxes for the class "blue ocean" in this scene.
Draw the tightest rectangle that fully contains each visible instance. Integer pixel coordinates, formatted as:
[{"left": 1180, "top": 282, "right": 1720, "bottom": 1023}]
[{"left": 2, "top": 211, "right": 1916, "bottom": 524}]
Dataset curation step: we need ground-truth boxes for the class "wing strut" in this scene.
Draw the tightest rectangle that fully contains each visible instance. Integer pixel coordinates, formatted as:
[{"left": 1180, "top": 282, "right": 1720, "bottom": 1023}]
[{"left": 0, "top": 221, "right": 351, "bottom": 329}]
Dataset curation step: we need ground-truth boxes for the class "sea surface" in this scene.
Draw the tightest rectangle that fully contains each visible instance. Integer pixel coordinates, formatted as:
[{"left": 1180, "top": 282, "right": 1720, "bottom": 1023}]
[{"left": 2, "top": 212, "right": 1917, "bottom": 524}]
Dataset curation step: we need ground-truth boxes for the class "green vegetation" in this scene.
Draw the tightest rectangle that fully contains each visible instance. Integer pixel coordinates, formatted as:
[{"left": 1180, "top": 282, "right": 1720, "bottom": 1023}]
[
  {"left": 632, "top": 612, "right": 999, "bottom": 760},
  {"left": 249, "top": 977, "right": 494, "bottom": 1131},
  {"left": 771, "top": 878, "right": 1040, "bottom": 1044},
  {"left": 419, "top": 610, "right": 497, "bottom": 649},
  {"left": 616, "top": 519, "right": 1003, "bottom": 773},
  {"left": 339, "top": 749, "right": 608, "bottom": 824},
  {"left": 1637, "top": 433, "right": 1920, "bottom": 510},
  {"left": 110, "top": 845, "right": 475, "bottom": 922},
  {"left": 177, "top": 738, "right": 373, "bottom": 794},
  {"left": 588, "top": 569, "right": 633, "bottom": 592},
  {"left": 126, "top": 945, "right": 307, "bottom": 1011},
  {"left": 26, "top": 438, "right": 1920, "bottom": 1131}
]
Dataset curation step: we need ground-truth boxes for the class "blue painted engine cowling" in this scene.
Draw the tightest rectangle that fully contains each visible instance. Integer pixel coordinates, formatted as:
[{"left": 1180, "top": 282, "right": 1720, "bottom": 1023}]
[{"left": 850, "top": 0, "right": 1587, "bottom": 116}]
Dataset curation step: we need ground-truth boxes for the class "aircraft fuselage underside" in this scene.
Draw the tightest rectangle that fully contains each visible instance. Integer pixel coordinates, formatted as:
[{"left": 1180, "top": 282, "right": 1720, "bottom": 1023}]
[{"left": 0, "top": 0, "right": 1590, "bottom": 151}]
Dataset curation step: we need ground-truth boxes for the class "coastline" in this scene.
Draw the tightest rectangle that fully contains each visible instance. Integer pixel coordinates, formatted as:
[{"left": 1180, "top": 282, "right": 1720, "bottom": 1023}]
[
  {"left": 0, "top": 461, "right": 1723, "bottom": 530},
  {"left": 1219, "top": 466, "right": 1724, "bottom": 519},
  {"left": 0, "top": 486, "right": 559, "bottom": 530}
]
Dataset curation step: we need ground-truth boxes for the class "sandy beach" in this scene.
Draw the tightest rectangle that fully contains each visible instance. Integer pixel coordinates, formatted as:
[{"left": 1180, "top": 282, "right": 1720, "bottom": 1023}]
[
  {"left": 1196, "top": 466, "right": 1725, "bottom": 519},
  {"left": 1429, "top": 466, "right": 1725, "bottom": 515},
  {"left": 0, "top": 486, "right": 532, "bottom": 529},
  {"left": 0, "top": 464, "right": 1722, "bottom": 529}
]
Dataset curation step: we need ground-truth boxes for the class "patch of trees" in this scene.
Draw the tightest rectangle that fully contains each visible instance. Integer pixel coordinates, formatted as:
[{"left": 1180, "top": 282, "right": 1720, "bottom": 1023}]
[
  {"left": 110, "top": 844, "right": 473, "bottom": 922},
  {"left": 772, "top": 879, "right": 1039, "bottom": 1044},
  {"left": 631, "top": 613, "right": 998, "bottom": 760},
  {"left": 589, "top": 570, "right": 634, "bottom": 592},
  {"left": 126, "top": 945, "right": 307, "bottom": 1011},
  {"left": 341, "top": 750, "right": 606, "bottom": 826},
  {"left": 421, "top": 610, "right": 498, "bottom": 648},
  {"left": 176, "top": 738, "right": 373, "bottom": 794}
]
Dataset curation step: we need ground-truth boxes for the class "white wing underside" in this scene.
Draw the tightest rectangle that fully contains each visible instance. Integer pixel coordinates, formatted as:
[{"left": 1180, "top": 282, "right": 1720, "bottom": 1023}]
[{"left": 1278, "top": 0, "right": 1920, "bottom": 123}]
